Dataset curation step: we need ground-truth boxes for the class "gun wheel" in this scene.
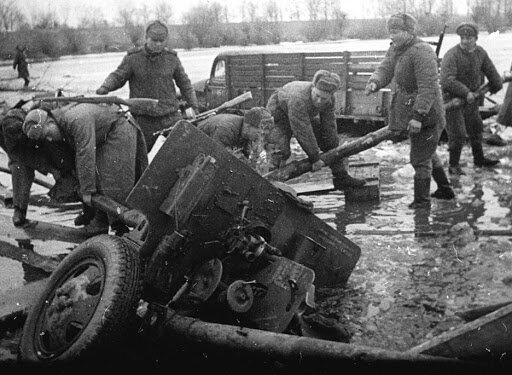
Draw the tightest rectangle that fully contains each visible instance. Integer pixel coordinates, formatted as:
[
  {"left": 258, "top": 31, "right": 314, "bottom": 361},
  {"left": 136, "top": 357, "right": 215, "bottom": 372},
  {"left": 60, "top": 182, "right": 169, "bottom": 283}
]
[{"left": 19, "top": 234, "right": 141, "bottom": 364}]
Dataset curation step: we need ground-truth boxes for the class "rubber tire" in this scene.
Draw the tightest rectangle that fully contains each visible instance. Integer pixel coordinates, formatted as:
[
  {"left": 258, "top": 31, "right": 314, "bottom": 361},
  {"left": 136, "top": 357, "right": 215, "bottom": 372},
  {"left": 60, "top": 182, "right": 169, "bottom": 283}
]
[{"left": 19, "top": 234, "right": 141, "bottom": 365}]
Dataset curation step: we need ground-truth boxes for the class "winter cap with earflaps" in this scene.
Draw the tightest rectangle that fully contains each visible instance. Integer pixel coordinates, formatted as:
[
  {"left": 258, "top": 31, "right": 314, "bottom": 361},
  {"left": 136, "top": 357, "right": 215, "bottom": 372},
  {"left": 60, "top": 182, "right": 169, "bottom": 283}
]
[
  {"left": 244, "top": 107, "right": 273, "bottom": 128},
  {"left": 146, "top": 20, "right": 168, "bottom": 41},
  {"left": 387, "top": 13, "right": 417, "bottom": 34},
  {"left": 23, "top": 109, "right": 48, "bottom": 139},
  {"left": 312, "top": 70, "right": 341, "bottom": 94},
  {"left": 456, "top": 22, "right": 478, "bottom": 38}
]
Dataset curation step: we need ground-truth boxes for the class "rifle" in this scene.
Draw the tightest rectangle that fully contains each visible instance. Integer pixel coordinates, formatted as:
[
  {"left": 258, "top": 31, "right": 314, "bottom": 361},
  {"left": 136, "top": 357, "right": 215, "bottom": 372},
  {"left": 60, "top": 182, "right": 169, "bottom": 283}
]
[
  {"left": 36, "top": 96, "right": 159, "bottom": 109},
  {"left": 444, "top": 72, "right": 512, "bottom": 111},
  {"left": 153, "top": 91, "right": 253, "bottom": 136}
]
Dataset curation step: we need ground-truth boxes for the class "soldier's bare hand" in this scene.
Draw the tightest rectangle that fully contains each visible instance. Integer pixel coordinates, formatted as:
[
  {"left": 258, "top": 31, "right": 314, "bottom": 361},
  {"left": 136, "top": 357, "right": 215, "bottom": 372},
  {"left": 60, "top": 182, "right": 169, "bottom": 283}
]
[
  {"left": 407, "top": 119, "right": 422, "bottom": 134},
  {"left": 365, "top": 81, "right": 377, "bottom": 96},
  {"left": 311, "top": 159, "right": 325, "bottom": 172},
  {"left": 466, "top": 92, "right": 476, "bottom": 104}
]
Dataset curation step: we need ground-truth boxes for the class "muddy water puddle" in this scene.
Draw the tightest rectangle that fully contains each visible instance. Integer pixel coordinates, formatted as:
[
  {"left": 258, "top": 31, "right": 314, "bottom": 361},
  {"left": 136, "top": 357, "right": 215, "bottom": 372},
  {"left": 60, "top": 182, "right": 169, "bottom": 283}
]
[{"left": 293, "top": 142, "right": 512, "bottom": 350}]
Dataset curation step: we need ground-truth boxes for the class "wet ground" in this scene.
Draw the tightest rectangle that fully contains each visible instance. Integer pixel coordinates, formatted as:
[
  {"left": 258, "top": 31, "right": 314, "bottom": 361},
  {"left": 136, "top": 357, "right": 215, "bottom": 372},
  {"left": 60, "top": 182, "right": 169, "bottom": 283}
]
[{"left": 287, "top": 131, "right": 512, "bottom": 352}]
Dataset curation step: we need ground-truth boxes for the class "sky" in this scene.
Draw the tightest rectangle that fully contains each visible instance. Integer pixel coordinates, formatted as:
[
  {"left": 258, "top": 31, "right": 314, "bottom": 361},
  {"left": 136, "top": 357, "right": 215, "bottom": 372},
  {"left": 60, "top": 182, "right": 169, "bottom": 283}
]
[{"left": 16, "top": 0, "right": 469, "bottom": 26}]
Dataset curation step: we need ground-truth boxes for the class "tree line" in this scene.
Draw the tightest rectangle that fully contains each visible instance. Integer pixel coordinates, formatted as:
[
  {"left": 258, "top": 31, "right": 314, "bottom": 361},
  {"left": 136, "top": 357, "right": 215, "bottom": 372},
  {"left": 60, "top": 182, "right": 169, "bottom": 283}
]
[{"left": 0, "top": 0, "right": 507, "bottom": 60}]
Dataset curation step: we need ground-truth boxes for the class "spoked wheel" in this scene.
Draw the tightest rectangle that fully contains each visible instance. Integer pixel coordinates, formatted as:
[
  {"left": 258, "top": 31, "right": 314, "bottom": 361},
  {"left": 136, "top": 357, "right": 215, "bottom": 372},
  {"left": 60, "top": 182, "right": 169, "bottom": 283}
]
[{"left": 19, "top": 234, "right": 141, "bottom": 365}]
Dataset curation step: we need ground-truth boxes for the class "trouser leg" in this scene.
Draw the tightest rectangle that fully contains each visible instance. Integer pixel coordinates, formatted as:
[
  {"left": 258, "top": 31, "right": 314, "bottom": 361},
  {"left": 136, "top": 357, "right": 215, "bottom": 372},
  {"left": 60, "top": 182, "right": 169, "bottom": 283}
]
[
  {"left": 471, "top": 141, "right": 500, "bottom": 167},
  {"left": 10, "top": 162, "right": 34, "bottom": 226}
]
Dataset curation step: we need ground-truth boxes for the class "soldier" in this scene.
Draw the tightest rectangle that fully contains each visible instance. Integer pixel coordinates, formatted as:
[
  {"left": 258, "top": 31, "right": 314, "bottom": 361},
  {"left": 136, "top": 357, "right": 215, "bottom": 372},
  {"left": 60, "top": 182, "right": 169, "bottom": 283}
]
[
  {"left": 365, "top": 13, "right": 454, "bottom": 209},
  {"left": 22, "top": 104, "right": 148, "bottom": 235},
  {"left": 264, "top": 70, "right": 365, "bottom": 190},
  {"left": 0, "top": 103, "right": 78, "bottom": 226},
  {"left": 13, "top": 45, "right": 30, "bottom": 88},
  {"left": 95, "top": 20, "right": 198, "bottom": 150},
  {"left": 197, "top": 107, "right": 273, "bottom": 163},
  {"left": 440, "top": 22, "right": 503, "bottom": 175}
]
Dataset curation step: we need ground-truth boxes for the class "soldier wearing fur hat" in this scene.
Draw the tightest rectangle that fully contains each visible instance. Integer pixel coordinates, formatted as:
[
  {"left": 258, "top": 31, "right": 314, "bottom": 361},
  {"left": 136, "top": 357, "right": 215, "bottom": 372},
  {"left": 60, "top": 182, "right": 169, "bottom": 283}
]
[
  {"left": 197, "top": 107, "right": 273, "bottom": 164},
  {"left": 264, "top": 69, "right": 365, "bottom": 190},
  {"left": 440, "top": 21, "right": 502, "bottom": 175},
  {"left": 0, "top": 102, "right": 78, "bottom": 226},
  {"left": 95, "top": 20, "right": 198, "bottom": 151},
  {"left": 365, "top": 13, "right": 454, "bottom": 209},
  {"left": 22, "top": 103, "right": 148, "bottom": 235}
]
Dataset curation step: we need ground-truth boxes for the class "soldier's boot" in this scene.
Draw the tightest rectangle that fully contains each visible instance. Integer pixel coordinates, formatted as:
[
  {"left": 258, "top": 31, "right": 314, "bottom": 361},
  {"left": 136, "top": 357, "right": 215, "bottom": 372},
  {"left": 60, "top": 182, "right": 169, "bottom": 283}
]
[
  {"left": 408, "top": 178, "right": 431, "bottom": 209},
  {"left": 83, "top": 210, "right": 109, "bottom": 235},
  {"left": 12, "top": 206, "right": 27, "bottom": 227},
  {"left": 332, "top": 171, "right": 366, "bottom": 190},
  {"left": 471, "top": 141, "right": 500, "bottom": 167},
  {"left": 448, "top": 144, "right": 465, "bottom": 175},
  {"left": 431, "top": 166, "right": 455, "bottom": 200}
]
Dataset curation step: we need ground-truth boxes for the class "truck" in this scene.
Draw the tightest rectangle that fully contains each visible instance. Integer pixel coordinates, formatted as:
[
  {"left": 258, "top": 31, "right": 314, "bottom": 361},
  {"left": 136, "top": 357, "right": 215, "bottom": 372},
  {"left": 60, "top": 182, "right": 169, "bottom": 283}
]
[{"left": 192, "top": 49, "right": 390, "bottom": 134}]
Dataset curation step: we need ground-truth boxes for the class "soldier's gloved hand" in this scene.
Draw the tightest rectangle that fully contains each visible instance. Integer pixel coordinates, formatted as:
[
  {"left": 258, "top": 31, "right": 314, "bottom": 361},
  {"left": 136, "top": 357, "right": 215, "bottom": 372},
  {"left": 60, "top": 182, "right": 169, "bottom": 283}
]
[
  {"left": 407, "top": 119, "right": 422, "bottom": 134},
  {"left": 311, "top": 159, "right": 325, "bottom": 172},
  {"left": 365, "top": 81, "right": 378, "bottom": 96},
  {"left": 95, "top": 87, "right": 108, "bottom": 95},
  {"left": 466, "top": 91, "right": 476, "bottom": 104}
]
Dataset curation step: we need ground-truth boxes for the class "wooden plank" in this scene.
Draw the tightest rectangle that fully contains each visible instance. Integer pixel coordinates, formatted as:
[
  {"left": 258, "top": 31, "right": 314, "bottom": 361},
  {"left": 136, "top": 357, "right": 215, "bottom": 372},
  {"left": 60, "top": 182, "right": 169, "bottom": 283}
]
[{"left": 408, "top": 303, "right": 512, "bottom": 362}]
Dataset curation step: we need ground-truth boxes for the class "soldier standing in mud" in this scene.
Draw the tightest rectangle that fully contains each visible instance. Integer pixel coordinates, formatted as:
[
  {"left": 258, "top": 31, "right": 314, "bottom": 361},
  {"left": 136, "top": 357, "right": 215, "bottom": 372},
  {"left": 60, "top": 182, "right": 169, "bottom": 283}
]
[
  {"left": 0, "top": 102, "right": 78, "bottom": 227},
  {"left": 365, "top": 13, "right": 454, "bottom": 209},
  {"left": 264, "top": 69, "right": 366, "bottom": 190},
  {"left": 95, "top": 20, "right": 198, "bottom": 151},
  {"left": 22, "top": 104, "right": 148, "bottom": 235},
  {"left": 197, "top": 107, "right": 273, "bottom": 167},
  {"left": 440, "top": 22, "right": 503, "bottom": 175},
  {"left": 13, "top": 45, "right": 30, "bottom": 88}
]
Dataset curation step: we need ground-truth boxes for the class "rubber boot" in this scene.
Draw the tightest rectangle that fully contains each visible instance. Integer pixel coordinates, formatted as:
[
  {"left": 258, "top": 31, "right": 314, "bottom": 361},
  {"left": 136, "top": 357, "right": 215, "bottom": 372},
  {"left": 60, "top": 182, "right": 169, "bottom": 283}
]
[
  {"left": 332, "top": 171, "right": 366, "bottom": 190},
  {"left": 471, "top": 141, "right": 499, "bottom": 167},
  {"left": 431, "top": 166, "right": 455, "bottom": 200},
  {"left": 12, "top": 206, "right": 27, "bottom": 227},
  {"left": 448, "top": 144, "right": 465, "bottom": 175},
  {"left": 408, "top": 178, "right": 431, "bottom": 209}
]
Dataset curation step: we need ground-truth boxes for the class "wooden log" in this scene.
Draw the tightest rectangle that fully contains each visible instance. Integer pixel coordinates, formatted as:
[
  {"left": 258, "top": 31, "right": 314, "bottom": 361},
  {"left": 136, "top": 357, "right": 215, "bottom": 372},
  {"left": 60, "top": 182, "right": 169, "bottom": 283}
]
[
  {"left": 264, "top": 125, "right": 396, "bottom": 182},
  {"left": 161, "top": 309, "right": 477, "bottom": 369}
]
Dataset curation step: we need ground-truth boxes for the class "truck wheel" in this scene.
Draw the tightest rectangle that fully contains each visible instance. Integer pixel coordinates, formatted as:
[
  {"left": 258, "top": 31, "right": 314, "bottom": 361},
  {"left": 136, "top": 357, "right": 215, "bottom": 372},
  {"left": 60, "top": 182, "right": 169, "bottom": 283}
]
[{"left": 19, "top": 234, "right": 141, "bottom": 364}]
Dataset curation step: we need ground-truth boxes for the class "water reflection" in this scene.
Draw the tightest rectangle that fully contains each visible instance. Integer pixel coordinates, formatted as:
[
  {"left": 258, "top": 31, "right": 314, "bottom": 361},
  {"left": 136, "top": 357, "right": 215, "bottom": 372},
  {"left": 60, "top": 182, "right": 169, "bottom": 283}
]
[{"left": 304, "top": 177, "right": 510, "bottom": 237}]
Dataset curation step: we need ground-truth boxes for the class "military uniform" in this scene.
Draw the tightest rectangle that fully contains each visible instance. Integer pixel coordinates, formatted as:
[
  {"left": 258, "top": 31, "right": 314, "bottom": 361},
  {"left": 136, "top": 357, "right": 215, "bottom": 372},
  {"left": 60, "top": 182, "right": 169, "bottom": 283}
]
[
  {"left": 367, "top": 13, "right": 453, "bottom": 208},
  {"left": 13, "top": 46, "right": 29, "bottom": 87},
  {"left": 97, "top": 46, "right": 198, "bottom": 150},
  {"left": 198, "top": 114, "right": 252, "bottom": 157},
  {"left": 441, "top": 38, "right": 502, "bottom": 171},
  {"left": 264, "top": 79, "right": 365, "bottom": 189},
  {"left": 0, "top": 108, "right": 77, "bottom": 226},
  {"left": 24, "top": 104, "right": 148, "bottom": 233}
]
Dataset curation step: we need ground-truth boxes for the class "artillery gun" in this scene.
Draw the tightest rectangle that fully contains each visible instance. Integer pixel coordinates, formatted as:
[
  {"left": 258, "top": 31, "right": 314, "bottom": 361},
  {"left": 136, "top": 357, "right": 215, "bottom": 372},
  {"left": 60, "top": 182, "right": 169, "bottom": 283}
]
[{"left": 18, "top": 120, "right": 361, "bottom": 365}]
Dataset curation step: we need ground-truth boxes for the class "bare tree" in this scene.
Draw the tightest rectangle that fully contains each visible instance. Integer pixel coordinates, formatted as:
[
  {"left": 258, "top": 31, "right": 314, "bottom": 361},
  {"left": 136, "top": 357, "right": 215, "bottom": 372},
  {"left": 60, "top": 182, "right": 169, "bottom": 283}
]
[
  {"left": 153, "top": 2, "right": 173, "bottom": 25},
  {"left": 0, "top": 0, "right": 26, "bottom": 31}
]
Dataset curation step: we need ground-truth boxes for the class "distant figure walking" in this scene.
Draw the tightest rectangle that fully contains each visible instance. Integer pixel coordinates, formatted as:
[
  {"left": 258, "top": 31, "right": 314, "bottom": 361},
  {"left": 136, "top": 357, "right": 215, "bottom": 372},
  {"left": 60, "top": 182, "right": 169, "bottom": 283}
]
[{"left": 13, "top": 45, "right": 30, "bottom": 88}]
